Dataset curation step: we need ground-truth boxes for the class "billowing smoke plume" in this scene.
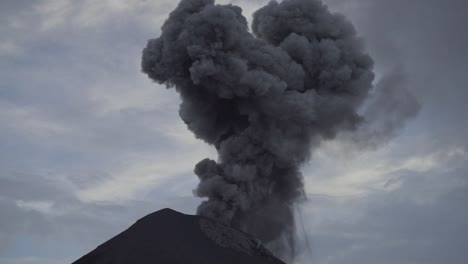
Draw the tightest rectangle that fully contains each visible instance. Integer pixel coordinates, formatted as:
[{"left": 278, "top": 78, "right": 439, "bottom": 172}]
[{"left": 142, "top": 0, "right": 374, "bottom": 250}]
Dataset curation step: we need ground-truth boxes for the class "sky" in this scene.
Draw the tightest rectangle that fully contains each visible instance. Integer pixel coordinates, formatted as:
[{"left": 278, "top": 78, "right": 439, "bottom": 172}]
[{"left": 0, "top": 0, "right": 467, "bottom": 263}]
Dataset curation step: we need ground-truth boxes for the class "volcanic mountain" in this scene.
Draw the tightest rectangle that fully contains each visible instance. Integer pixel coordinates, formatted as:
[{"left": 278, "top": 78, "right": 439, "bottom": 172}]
[{"left": 73, "top": 208, "right": 286, "bottom": 264}]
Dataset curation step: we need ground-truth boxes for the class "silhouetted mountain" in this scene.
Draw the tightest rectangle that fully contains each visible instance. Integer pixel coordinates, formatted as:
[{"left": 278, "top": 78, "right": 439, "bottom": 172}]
[{"left": 73, "top": 208, "right": 286, "bottom": 264}]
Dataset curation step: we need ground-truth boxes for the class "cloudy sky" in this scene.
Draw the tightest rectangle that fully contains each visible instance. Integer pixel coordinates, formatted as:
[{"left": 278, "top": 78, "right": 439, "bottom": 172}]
[{"left": 1, "top": 0, "right": 467, "bottom": 263}]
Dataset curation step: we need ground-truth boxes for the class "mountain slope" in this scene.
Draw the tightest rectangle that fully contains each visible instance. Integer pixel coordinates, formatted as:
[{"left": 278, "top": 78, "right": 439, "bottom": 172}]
[{"left": 73, "top": 208, "right": 286, "bottom": 264}]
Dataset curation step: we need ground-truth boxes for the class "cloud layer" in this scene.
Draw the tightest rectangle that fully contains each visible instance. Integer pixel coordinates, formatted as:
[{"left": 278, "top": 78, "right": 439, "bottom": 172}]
[{"left": 0, "top": 0, "right": 467, "bottom": 263}]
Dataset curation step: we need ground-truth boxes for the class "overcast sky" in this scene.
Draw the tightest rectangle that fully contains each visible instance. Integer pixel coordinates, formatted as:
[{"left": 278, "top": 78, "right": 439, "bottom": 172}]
[{"left": 1, "top": 0, "right": 467, "bottom": 263}]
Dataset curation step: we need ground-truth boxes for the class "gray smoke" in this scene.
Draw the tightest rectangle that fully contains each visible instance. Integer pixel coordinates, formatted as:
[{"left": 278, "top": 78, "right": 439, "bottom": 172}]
[
  {"left": 333, "top": 68, "right": 420, "bottom": 153},
  {"left": 352, "top": 68, "right": 420, "bottom": 148},
  {"left": 141, "top": 0, "right": 374, "bottom": 253}
]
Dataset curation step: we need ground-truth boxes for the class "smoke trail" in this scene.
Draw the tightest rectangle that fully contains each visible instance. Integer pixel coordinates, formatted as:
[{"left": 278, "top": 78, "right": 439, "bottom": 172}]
[
  {"left": 342, "top": 68, "right": 420, "bottom": 150},
  {"left": 142, "top": 0, "right": 374, "bottom": 251}
]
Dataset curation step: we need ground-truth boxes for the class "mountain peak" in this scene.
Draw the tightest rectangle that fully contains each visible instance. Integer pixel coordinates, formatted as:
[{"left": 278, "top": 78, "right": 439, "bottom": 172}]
[{"left": 73, "top": 208, "right": 286, "bottom": 264}]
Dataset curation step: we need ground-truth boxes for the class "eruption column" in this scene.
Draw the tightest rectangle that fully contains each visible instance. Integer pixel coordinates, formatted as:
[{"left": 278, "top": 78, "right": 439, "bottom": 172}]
[{"left": 142, "top": 0, "right": 374, "bottom": 248}]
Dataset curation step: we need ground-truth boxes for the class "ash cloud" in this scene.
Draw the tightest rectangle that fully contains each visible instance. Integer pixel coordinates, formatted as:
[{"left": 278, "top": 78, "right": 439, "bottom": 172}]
[
  {"left": 141, "top": 0, "right": 374, "bottom": 256},
  {"left": 337, "top": 68, "right": 421, "bottom": 151}
]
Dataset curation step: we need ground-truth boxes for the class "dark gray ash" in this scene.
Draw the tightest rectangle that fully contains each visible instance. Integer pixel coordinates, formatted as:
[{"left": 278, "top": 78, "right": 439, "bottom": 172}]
[{"left": 142, "top": 0, "right": 374, "bottom": 252}]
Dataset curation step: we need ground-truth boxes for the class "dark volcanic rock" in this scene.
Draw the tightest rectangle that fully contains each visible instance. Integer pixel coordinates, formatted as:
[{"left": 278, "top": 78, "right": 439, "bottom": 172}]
[{"left": 73, "top": 208, "right": 286, "bottom": 264}]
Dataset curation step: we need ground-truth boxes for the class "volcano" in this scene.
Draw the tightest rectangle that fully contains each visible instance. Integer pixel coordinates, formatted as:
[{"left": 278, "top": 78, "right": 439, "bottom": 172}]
[{"left": 73, "top": 208, "right": 286, "bottom": 264}]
